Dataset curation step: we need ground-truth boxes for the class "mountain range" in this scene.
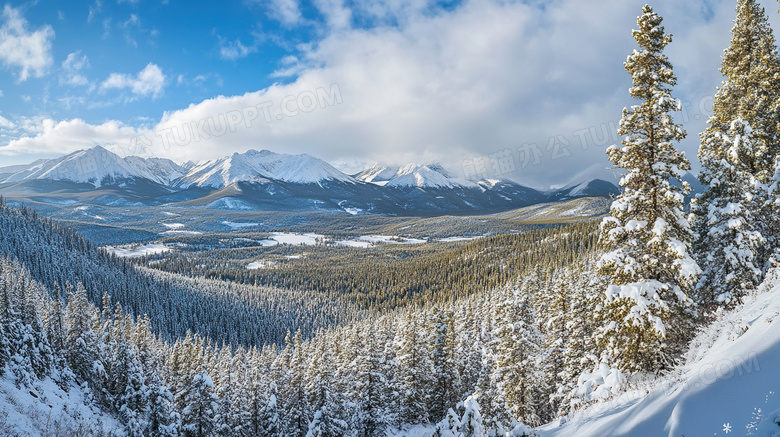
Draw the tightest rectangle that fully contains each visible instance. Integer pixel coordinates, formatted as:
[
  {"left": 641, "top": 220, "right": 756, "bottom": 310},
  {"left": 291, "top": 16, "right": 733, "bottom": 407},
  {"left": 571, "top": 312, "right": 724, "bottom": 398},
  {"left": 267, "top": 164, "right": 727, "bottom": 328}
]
[{"left": 0, "top": 146, "right": 620, "bottom": 215}]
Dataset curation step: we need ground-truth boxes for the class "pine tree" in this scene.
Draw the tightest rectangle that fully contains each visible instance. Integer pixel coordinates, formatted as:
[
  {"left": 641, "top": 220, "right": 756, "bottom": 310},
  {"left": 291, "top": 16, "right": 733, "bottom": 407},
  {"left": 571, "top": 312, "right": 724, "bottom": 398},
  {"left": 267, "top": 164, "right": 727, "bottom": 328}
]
[
  {"left": 395, "top": 312, "right": 434, "bottom": 425},
  {"left": 597, "top": 5, "right": 700, "bottom": 374},
  {"left": 696, "top": 119, "right": 764, "bottom": 308},
  {"left": 695, "top": 0, "right": 780, "bottom": 299},
  {"left": 64, "top": 284, "right": 103, "bottom": 387},
  {"left": 181, "top": 370, "right": 218, "bottom": 437},
  {"left": 698, "top": 0, "right": 780, "bottom": 185},
  {"left": 429, "top": 307, "right": 456, "bottom": 422},
  {"left": 492, "top": 286, "right": 543, "bottom": 426}
]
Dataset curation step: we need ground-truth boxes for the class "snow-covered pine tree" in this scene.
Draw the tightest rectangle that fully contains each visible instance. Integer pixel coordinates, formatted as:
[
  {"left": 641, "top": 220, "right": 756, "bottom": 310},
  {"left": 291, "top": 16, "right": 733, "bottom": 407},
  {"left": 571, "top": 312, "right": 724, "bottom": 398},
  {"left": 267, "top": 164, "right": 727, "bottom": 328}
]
[
  {"left": 429, "top": 307, "right": 456, "bottom": 422},
  {"left": 213, "top": 346, "right": 236, "bottom": 436},
  {"left": 696, "top": 119, "right": 764, "bottom": 308},
  {"left": 395, "top": 311, "right": 434, "bottom": 425},
  {"left": 64, "top": 283, "right": 103, "bottom": 388},
  {"left": 597, "top": 5, "right": 700, "bottom": 374},
  {"left": 281, "top": 329, "right": 310, "bottom": 435},
  {"left": 181, "top": 370, "right": 218, "bottom": 437},
  {"left": 697, "top": 0, "right": 780, "bottom": 186},
  {"left": 457, "top": 395, "right": 486, "bottom": 437},
  {"left": 492, "top": 285, "right": 543, "bottom": 427},
  {"left": 694, "top": 0, "right": 780, "bottom": 305}
]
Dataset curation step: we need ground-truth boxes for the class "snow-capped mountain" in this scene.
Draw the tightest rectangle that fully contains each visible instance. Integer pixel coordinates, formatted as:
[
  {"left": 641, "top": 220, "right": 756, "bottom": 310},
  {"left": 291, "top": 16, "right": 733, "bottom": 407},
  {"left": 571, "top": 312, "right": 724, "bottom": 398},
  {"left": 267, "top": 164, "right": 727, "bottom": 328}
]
[
  {"left": 549, "top": 178, "right": 621, "bottom": 201},
  {"left": 177, "top": 149, "right": 355, "bottom": 188},
  {"left": 0, "top": 146, "right": 188, "bottom": 187},
  {"left": 357, "top": 162, "right": 476, "bottom": 189},
  {"left": 0, "top": 146, "right": 619, "bottom": 214},
  {"left": 385, "top": 163, "right": 477, "bottom": 189},
  {"left": 354, "top": 164, "right": 398, "bottom": 185}
]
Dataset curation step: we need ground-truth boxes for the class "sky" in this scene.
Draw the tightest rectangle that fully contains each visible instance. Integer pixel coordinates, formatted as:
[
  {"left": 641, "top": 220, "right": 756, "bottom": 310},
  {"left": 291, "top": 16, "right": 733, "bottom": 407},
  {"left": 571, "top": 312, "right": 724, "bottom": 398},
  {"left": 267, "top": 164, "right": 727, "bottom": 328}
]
[{"left": 0, "top": 0, "right": 774, "bottom": 188}]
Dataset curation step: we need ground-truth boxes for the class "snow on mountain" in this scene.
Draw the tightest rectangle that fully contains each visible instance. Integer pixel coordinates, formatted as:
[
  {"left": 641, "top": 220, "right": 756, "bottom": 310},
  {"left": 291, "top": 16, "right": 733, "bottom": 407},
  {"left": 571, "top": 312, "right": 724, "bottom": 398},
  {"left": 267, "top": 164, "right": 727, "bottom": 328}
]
[
  {"left": 177, "top": 149, "right": 355, "bottom": 188},
  {"left": 368, "top": 163, "right": 478, "bottom": 188},
  {"left": 550, "top": 178, "right": 620, "bottom": 200},
  {"left": 1, "top": 146, "right": 187, "bottom": 187},
  {"left": 541, "top": 267, "right": 780, "bottom": 437},
  {"left": 355, "top": 164, "right": 399, "bottom": 184}
]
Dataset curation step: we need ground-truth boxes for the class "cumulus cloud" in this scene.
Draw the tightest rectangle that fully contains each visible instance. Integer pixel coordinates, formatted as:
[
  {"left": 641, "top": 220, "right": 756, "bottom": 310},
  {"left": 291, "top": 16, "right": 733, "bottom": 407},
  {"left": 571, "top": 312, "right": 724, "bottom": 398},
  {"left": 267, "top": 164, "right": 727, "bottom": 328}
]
[
  {"left": 100, "top": 63, "right": 166, "bottom": 99},
  {"left": 0, "top": 118, "right": 140, "bottom": 156},
  {"left": 0, "top": 5, "right": 55, "bottom": 81}
]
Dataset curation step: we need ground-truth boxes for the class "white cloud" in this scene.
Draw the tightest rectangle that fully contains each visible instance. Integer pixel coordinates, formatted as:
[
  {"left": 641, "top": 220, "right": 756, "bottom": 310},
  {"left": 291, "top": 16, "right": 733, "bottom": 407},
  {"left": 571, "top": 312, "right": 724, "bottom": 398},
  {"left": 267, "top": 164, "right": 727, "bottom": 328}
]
[
  {"left": 0, "top": 115, "right": 14, "bottom": 129},
  {"left": 312, "top": 0, "right": 351, "bottom": 29},
  {"left": 0, "top": 5, "right": 55, "bottom": 81},
  {"left": 100, "top": 63, "right": 166, "bottom": 99},
  {"left": 0, "top": 118, "right": 139, "bottom": 156},
  {"left": 219, "top": 38, "right": 256, "bottom": 61},
  {"left": 263, "top": 0, "right": 302, "bottom": 26},
  {"left": 61, "top": 51, "right": 90, "bottom": 86}
]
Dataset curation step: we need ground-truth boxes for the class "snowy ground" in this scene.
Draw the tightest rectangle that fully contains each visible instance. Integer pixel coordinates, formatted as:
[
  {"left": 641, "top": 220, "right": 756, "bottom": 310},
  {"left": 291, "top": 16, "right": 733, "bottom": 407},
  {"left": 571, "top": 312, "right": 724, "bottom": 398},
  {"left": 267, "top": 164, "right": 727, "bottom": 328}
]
[
  {"left": 222, "top": 221, "right": 261, "bottom": 229},
  {"left": 105, "top": 242, "right": 171, "bottom": 258},
  {"left": 540, "top": 268, "right": 780, "bottom": 437},
  {"left": 0, "top": 375, "right": 122, "bottom": 436}
]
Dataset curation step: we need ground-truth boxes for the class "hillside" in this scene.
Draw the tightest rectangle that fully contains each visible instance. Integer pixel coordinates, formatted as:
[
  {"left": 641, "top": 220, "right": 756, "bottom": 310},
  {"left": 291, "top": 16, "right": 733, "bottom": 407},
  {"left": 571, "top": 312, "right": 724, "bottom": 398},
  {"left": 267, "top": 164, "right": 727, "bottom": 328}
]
[{"left": 540, "top": 268, "right": 780, "bottom": 437}]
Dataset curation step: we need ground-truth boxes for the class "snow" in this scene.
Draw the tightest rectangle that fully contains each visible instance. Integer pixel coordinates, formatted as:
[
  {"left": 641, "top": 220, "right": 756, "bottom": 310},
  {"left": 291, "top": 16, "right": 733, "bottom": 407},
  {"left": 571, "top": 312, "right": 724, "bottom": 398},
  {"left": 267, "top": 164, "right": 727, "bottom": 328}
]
[
  {"left": 385, "top": 163, "right": 477, "bottom": 189},
  {"left": 161, "top": 230, "right": 202, "bottom": 236},
  {"left": 339, "top": 235, "right": 428, "bottom": 245},
  {"left": 336, "top": 240, "right": 373, "bottom": 248},
  {"left": 221, "top": 221, "right": 261, "bottom": 229},
  {"left": 247, "top": 260, "right": 276, "bottom": 269},
  {"left": 542, "top": 267, "right": 780, "bottom": 437},
  {"left": 105, "top": 242, "right": 171, "bottom": 258},
  {"left": 268, "top": 232, "right": 324, "bottom": 246},
  {"left": 207, "top": 197, "right": 255, "bottom": 210},
  {"left": 178, "top": 149, "right": 355, "bottom": 188},
  {"left": 439, "top": 236, "right": 485, "bottom": 242},
  {"left": 0, "top": 375, "right": 121, "bottom": 436},
  {"left": 1, "top": 146, "right": 186, "bottom": 187},
  {"left": 355, "top": 164, "right": 400, "bottom": 183}
]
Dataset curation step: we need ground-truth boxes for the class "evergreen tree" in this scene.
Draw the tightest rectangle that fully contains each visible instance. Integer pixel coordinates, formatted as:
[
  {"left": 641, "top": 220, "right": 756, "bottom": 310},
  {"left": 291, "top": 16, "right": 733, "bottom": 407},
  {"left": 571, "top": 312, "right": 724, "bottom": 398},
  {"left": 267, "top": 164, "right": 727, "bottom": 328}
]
[
  {"left": 181, "top": 370, "right": 218, "bottom": 437},
  {"left": 492, "top": 286, "right": 543, "bottom": 426},
  {"left": 697, "top": 0, "right": 780, "bottom": 185},
  {"left": 598, "top": 5, "right": 700, "bottom": 374},
  {"left": 395, "top": 312, "right": 434, "bottom": 425},
  {"left": 694, "top": 0, "right": 780, "bottom": 305},
  {"left": 696, "top": 119, "right": 764, "bottom": 308}
]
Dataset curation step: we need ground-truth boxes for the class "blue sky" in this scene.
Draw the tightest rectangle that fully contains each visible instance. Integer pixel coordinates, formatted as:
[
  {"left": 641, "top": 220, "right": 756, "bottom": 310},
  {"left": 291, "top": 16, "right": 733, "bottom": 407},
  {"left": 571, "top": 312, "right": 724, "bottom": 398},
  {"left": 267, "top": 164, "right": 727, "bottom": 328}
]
[{"left": 0, "top": 0, "right": 775, "bottom": 187}]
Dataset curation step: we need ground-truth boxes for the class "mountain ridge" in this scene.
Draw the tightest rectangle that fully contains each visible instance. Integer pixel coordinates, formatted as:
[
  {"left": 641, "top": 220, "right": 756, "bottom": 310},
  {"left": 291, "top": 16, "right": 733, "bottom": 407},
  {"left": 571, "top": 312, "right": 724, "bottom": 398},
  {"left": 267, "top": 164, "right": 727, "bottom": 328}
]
[{"left": 0, "top": 147, "right": 621, "bottom": 215}]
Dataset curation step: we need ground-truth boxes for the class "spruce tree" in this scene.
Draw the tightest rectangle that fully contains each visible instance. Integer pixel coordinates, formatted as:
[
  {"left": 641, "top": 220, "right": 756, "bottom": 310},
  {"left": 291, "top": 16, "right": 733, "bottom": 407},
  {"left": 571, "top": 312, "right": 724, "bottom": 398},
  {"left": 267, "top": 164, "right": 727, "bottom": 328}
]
[
  {"left": 698, "top": 0, "right": 780, "bottom": 185},
  {"left": 492, "top": 286, "right": 543, "bottom": 426},
  {"left": 696, "top": 119, "right": 764, "bottom": 308},
  {"left": 695, "top": 0, "right": 780, "bottom": 304},
  {"left": 597, "top": 5, "right": 700, "bottom": 374}
]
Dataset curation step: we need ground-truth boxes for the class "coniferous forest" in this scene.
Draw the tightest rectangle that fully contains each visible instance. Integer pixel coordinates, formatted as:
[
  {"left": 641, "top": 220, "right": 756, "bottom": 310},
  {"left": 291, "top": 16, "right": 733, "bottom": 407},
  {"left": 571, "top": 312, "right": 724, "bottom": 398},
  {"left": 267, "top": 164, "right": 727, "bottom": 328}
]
[{"left": 4, "top": 1, "right": 780, "bottom": 436}]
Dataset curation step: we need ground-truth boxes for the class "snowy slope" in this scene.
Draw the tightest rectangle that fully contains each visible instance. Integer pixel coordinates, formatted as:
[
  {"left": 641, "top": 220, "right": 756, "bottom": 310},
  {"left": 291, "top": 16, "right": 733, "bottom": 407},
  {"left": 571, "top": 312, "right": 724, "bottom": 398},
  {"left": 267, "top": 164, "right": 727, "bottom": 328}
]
[
  {"left": 384, "top": 163, "right": 477, "bottom": 189},
  {"left": 355, "top": 164, "right": 399, "bottom": 184},
  {"left": 1, "top": 146, "right": 187, "bottom": 187},
  {"left": 541, "top": 267, "right": 780, "bottom": 437},
  {"left": 177, "top": 149, "right": 355, "bottom": 188},
  {"left": 549, "top": 179, "right": 620, "bottom": 200},
  {"left": 0, "top": 374, "right": 122, "bottom": 436}
]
